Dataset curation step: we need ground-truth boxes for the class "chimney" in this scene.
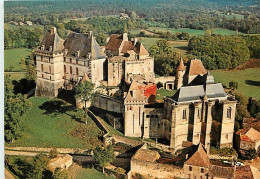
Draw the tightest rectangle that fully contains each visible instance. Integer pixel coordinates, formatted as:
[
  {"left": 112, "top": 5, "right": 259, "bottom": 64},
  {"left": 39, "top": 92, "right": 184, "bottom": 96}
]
[
  {"left": 106, "top": 37, "right": 110, "bottom": 43},
  {"left": 122, "top": 33, "right": 128, "bottom": 41},
  {"left": 133, "top": 38, "right": 137, "bottom": 46},
  {"left": 50, "top": 27, "right": 56, "bottom": 35},
  {"left": 49, "top": 46, "right": 53, "bottom": 52},
  {"left": 76, "top": 51, "right": 80, "bottom": 57},
  {"left": 89, "top": 31, "right": 93, "bottom": 37}
]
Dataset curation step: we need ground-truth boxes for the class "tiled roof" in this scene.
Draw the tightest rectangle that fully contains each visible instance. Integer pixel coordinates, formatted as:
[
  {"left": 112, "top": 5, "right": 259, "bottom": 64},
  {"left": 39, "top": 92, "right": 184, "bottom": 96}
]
[
  {"left": 106, "top": 34, "right": 123, "bottom": 51},
  {"left": 209, "top": 165, "right": 235, "bottom": 178},
  {"left": 185, "top": 143, "right": 210, "bottom": 168},
  {"left": 64, "top": 33, "right": 105, "bottom": 60},
  {"left": 235, "top": 165, "right": 260, "bottom": 179},
  {"left": 176, "top": 58, "right": 186, "bottom": 71},
  {"left": 237, "top": 127, "right": 260, "bottom": 143},
  {"left": 124, "top": 80, "right": 146, "bottom": 102},
  {"left": 39, "top": 29, "right": 64, "bottom": 54},
  {"left": 132, "top": 149, "right": 160, "bottom": 162},
  {"left": 188, "top": 59, "right": 207, "bottom": 76},
  {"left": 121, "top": 41, "right": 134, "bottom": 53},
  {"left": 133, "top": 42, "right": 149, "bottom": 56}
]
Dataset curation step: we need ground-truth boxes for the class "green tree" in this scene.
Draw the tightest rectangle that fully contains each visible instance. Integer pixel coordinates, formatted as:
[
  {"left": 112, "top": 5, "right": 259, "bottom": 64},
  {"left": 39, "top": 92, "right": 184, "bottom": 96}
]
[
  {"left": 49, "top": 148, "right": 59, "bottom": 159},
  {"left": 4, "top": 75, "right": 31, "bottom": 143},
  {"left": 28, "top": 153, "right": 50, "bottom": 179},
  {"left": 21, "top": 57, "right": 26, "bottom": 71},
  {"left": 75, "top": 80, "right": 94, "bottom": 115},
  {"left": 53, "top": 168, "right": 69, "bottom": 179},
  {"left": 26, "top": 51, "right": 36, "bottom": 81},
  {"left": 96, "top": 32, "right": 107, "bottom": 46},
  {"left": 93, "top": 145, "right": 115, "bottom": 173},
  {"left": 229, "top": 81, "right": 238, "bottom": 90}
]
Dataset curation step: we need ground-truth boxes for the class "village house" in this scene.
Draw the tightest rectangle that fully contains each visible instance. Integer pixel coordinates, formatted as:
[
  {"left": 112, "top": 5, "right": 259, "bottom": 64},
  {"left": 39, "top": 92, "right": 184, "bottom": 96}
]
[
  {"left": 236, "top": 127, "right": 260, "bottom": 152},
  {"left": 26, "top": 21, "right": 33, "bottom": 25},
  {"left": 47, "top": 154, "right": 73, "bottom": 172}
]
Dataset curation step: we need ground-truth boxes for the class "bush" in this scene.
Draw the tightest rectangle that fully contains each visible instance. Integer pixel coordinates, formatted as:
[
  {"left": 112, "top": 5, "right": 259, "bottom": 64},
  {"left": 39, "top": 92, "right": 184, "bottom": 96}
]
[{"left": 240, "top": 149, "right": 257, "bottom": 160}]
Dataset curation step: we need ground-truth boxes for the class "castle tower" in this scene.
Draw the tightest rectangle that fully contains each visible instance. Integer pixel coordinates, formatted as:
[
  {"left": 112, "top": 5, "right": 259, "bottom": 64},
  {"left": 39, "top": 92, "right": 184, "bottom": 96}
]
[
  {"left": 35, "top": 27, "right": 65, "bottom": 97},
  {"left": 175, "top": 58, "right": 186, "bottom": 90}
]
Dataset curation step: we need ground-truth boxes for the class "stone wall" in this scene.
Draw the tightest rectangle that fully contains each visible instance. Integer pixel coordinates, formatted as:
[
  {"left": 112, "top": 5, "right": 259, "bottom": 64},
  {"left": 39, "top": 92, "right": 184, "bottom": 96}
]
[
  {"left": 92, "top": 95, "right": 123, "bottom": 114},
  {"left": 129, "top": 159, "right": 183, "bottom": 179},
  {"left": 112, "top": 135, "right": 143, "bottom": 147},
  {"left": 154, "top": 76, "right": 175, "bottom": 88}
]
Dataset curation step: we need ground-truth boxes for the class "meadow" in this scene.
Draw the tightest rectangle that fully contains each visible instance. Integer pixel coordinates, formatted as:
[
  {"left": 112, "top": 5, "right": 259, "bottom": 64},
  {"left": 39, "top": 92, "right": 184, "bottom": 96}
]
[
  {"left": 6, "top": 97, "right": 102, "bottom": 149},
  {"left": 4, "top": 48, "right": 31, "bottom": 71},
  {"left": 156, "top": 89, "right": 176, "bottom": 101},
  {"left": 210, "top": 68, "right": 260, "bottom": 100}
]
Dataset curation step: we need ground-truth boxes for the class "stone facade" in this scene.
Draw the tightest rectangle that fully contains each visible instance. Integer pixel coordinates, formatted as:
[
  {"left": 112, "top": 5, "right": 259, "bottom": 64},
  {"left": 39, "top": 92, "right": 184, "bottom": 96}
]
[{"left": 35, "top": 27, "right": 106, "bottom": 97}]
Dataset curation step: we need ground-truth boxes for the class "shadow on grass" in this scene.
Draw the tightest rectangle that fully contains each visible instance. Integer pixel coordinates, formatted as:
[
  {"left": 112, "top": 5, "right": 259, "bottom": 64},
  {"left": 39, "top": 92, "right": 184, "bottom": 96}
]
[
  {"left": 245, "top": 80, "right": 260, "bottom": 87},
  {"left": 39, "top": 99, "right": 82, "bottom": 123}
]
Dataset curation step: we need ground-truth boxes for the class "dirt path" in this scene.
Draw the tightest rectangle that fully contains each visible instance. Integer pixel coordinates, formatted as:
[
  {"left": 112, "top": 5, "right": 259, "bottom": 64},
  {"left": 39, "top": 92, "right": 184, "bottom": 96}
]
[
  {"left": 5, "top": 168, "right": 15, "bottom": 179},
  {"left": 5, "top": 150, "right": 38, "bottom": 156}
]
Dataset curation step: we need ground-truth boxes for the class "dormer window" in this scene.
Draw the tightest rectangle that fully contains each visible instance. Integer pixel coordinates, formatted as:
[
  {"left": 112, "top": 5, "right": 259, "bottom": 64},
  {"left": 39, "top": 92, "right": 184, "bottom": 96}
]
[
  {"left": 49, "top": 46, "right": 53, "bottom": 52},
  {"left": 130, "top": 90, "right": 136, "bottom": 98},
  {"left": 76, "top": 51, "right": 80, "bottom": 57},
  {"left": 64, "top": 49, "right": 68, "bottom": 56},
  {"left": 227, "top": 107, "right": 232, "bottom": 119},
  {"left": 41, "top": 45, "right": 45, "bottom": 51}
]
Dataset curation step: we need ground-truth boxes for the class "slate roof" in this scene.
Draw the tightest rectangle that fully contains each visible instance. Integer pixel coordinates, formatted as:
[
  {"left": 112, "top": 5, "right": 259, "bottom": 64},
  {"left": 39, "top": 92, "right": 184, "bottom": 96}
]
[
  {"left": 189, "top": 73, "right": 215, "bottom": 86},
  {"left": 171, "top": 83, "right": 227, "bottom": 103},
  {"left": 64, "top": 33, "right": 105, "bottom": 60},
  {"left": 185, "top": 143, "right": 210, "bottom": 168},
  {"left": 38, "top": 29, "right": 64, "bottom": 54},
  {"left": 187, "top": 59, "right": 207, "bottom": 76}
]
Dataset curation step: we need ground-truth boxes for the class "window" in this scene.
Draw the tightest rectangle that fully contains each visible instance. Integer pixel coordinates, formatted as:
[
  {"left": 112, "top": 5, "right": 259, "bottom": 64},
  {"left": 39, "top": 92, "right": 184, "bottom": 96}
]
[
  {"left": 42, "top": 74, "right": 44, "bottom": 78},
  {"left": 76, "top": 59, "right": 78, "bottom": 64},
  {"left": 64, "top": 65, "right": 66, "bottom": 73},
  {"left": 49, "top": 57, "right": 50, "bottom": 63},
  {"left": 64, "top": 57, "right": 66, "bottom": 62},
  {"left": 50, "top": 76, "right": 51, "bottom": 80},
  {"left": 146, "top": 115, "right": 150, "bottom": 118},
  {"left": 70, "top": 66, "right": 72, "bottom": 74},
  {"left": 227, "top": 107, "right": 232, "bottom": 118},
  {"left": 225, "top": 134, "right": 228, "bottom": 139},
  {"left": 198, "top": 109, "right": 200, "bottom": 118},
  {"left": 189, "top": 166, "right": 192, "bottom": 171},
  {"left": 200, "top": 176, "right": 203, "bottom": 179},
  {"left": 76, "top": 67, "right": 79, "bottom": 76},
  {"left": 41, "top": 56, "right": 43, "bottom": 61},
  {"left": 201, "top": 168, "right": 204, "bottom": 173},
  {"left": 70, "top": 58, "right": 72, "bottom": 63},
  {"left": 49, "top": 66, "right": 51, "bottom": 73},
  {"left": 183, "top": 110, "right": 187, "bottom": 119},
  {"left": 41, "top": 64, "right": 43, "bottom": 72}
]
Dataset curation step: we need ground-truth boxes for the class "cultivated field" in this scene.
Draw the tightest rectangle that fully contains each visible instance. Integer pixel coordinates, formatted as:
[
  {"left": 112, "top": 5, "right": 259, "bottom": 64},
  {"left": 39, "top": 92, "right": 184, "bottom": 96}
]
[
  {"left": 4, "top": 48, "right": 31, "bottom": 71},
  {"left": 5, "top": 97, "right": 102, "bottom": 149},
  {"left": 210, "top": 68, "right": 260, "bottom": 100}
]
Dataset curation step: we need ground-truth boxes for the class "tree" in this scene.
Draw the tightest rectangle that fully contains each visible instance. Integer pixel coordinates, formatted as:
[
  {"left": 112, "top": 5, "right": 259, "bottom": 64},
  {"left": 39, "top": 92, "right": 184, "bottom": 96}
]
[
  {"left": 26, "top": 51, "right": 36, "bottom": 81},
  {"left": 93, "top": 145, "right": 115, "bottom": 173},
  {"left": 96, "top": 32, "right": 107, "bottom": 46},
  {"left": 49, "top": 148, "right": 59, "bottom": 159},
  {"left": 53, "top": 168, "right": 69, "bottom": 179},
  {"left": 28, "top": 153, "right": 51, "bottom": 179},
  {"left": 21, "top": 57, "right": 26, "bottom": 71},
  {"left": 75, "top": 80, "right": 94, "bottom": 115},
  {"left": 4, "top": 75, "right": 31, "bottom": 143},
  {"left": 229, "top": 81, "right": 238, "bottom": 90}
]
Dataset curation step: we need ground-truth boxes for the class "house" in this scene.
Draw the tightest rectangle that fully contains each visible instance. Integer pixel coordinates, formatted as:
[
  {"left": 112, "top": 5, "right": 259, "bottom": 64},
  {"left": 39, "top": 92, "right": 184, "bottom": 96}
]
[
  {"left": 47, "top": 154, "right": 73, "bottom": 172},
  {"left": 236, "top": 127, "right": 260, "bottom": 152},
  {"left": 18, "top": 22, "right": 24, "bottom": 26}
]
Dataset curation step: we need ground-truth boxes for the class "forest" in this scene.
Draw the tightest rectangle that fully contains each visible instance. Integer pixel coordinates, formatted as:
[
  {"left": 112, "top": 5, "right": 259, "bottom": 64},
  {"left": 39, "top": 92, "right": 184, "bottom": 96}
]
[{"left": 4, "top": 0, "right": 260, "bottom": 34}]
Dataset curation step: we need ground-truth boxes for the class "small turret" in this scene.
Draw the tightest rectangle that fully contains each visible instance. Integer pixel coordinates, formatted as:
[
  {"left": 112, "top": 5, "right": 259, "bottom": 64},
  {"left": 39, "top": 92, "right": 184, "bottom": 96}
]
[{"left": 175, "top": 58, "right": 186, "bottom": 90}]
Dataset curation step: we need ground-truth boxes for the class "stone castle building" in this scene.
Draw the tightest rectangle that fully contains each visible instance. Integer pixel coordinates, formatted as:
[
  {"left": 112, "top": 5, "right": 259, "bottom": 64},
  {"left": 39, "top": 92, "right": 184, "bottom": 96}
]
[
  {"left": 36, "top": 27, "right": 237, "bottom": 153},
  {"left": 35, "top": 27, "right": 106, "bottom": 97}
]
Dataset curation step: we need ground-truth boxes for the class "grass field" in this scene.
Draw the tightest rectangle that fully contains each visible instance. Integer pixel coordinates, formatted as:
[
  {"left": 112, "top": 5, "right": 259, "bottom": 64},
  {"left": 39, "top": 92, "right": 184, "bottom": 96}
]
[
  {"left": 4, "top": 48, "right": 31, "bottom": 71},
  {"left": 76, "top": 168, "right": 114, "bottom": 179},
  {"left": 147, "top": 27, "right": 237, "bottom": 36},
  {"left": 4, "top": 72, "right": 26, "bottom": 81},
  {"left": 210, "top": 68, "right": 260, "bottom": 99},
  {"left": 6, "top": 97, "right": 102, "bottom": 149},
  {"left": 156, "top": 89, "right": 176, "bottom": 101}
]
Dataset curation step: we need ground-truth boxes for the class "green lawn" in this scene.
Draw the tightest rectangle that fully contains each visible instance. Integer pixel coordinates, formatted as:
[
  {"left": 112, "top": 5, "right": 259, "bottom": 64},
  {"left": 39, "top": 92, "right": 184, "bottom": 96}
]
[
  {"left": 4, "top": 72, "right": 26, "bottom": 81},
  {"left": 76, "top": 168, "right": 114, "bottom": 179},
  {"left": 147, "top": 27, "right": 237, "bottom": 36},
  {"left": 6, "top": 97, "right": 102, "bottom": 149},
  {"left": 4, "top": 48, "right": 31, "bottom": 71},
  {"left": 210, "top": 68, "right": 260, "bottom": 99},
  {"left": 156, "top": 89, "right": 176, "bottom": 100}
]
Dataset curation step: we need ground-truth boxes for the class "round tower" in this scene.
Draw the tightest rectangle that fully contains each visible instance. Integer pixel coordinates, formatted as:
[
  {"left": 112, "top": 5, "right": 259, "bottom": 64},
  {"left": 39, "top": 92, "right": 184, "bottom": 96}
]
[{"left": 175, "top": 58, "right": 186, "bottom": 90}]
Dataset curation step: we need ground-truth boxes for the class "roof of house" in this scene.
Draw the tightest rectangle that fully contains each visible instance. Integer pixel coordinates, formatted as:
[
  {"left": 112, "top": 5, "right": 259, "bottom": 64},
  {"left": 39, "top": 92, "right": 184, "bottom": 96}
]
[
  {"left": 189, "top": 73, "right": 215, "bottom": 86},
  {"left": 132, "top": 149, "right": 160, "bottom": 162},
  {"left": 176, "top": 58, "right": 186, "bottom": 71},
  {"left": 187, "top": 59, "right": 207, "bottom": 76},
  {"left": 106, "top": 34, "right": 123, "bottom": 51},
  {"left": 47, "top": 154, "right": 73, "bottom": 172},
  {"left": 171, "top": 83, "right": 227, "bottom": 103},
  {"left": 64, "top": 33, "right": 105, "bottom": 60},
  {"left": 121, "top": 41, "right": 134, "bottom": 53},
  {"left": 185, "top": 143, "right": 210, "bottom": 168},
  {"left": 237, "top": 127, "right": 260, "bottom": 143},
  {"left": 39, "top": 29, "right": 64, "bottom": 54},
  {"left": 209, "top": 165, "right": 235, "bottom": 178},
  {"left": 235, "top": 165, "right": 260, "bottom": 179},
  {"left": 133, "top": 42, "right": 149, "bottom": 56},
  {"left": 124, "top": 80, "right": 146, "bottom": 102}
]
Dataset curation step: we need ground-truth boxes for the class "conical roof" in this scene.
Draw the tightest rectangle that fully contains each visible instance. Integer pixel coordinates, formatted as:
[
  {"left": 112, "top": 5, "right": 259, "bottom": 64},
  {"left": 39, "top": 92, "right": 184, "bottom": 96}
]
[{"left": 176, "top": 58, "right": 186, "bottom": 71}]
